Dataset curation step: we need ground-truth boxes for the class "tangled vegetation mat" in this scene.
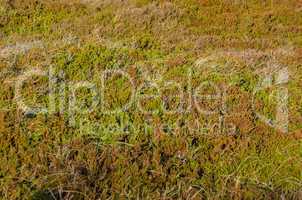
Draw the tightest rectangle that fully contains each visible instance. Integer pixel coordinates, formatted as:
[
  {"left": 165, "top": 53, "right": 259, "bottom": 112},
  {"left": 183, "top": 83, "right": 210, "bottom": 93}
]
[{"left": 0, "top": 0, "right": 302, "bottom": 199}]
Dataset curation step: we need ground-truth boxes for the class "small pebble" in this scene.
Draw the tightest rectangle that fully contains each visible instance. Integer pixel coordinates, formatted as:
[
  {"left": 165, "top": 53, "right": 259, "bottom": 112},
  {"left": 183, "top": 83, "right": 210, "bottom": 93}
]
[{"left": 24, "top": 110, "right": 36, "bottom": 119}]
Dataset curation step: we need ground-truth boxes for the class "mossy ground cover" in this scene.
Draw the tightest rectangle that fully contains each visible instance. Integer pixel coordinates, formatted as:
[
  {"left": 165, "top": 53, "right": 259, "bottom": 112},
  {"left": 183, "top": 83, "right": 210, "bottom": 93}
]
[{"left": 0, "top": 0, "right": 302, "bottom": 199}]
